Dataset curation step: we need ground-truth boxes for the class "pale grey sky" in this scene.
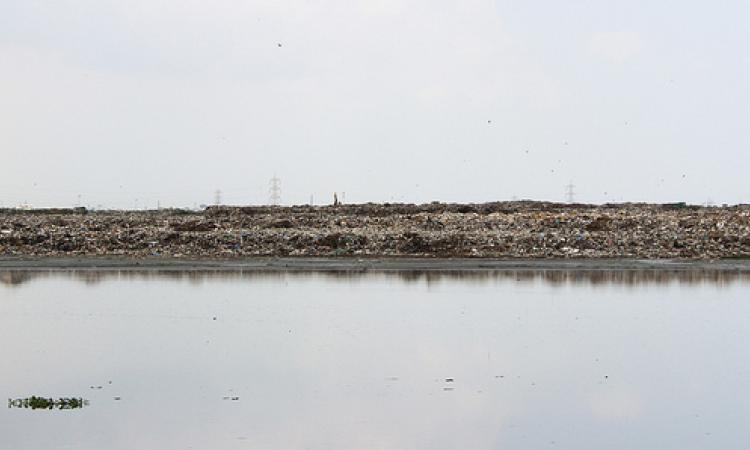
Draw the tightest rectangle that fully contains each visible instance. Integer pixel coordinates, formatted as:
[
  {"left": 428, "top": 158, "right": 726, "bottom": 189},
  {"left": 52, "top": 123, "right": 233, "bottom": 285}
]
[{"left": 1, "top": 0, "right": 748, "bottom": 208}]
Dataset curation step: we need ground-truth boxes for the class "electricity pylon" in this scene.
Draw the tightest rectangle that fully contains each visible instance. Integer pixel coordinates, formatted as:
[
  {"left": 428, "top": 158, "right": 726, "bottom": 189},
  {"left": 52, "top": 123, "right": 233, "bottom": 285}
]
[
  {"left": 565, "top": 182, "right": 576, "bottom": 203},
  {"left": 269, "top": 176, "right": 281, "bottom": 205}
]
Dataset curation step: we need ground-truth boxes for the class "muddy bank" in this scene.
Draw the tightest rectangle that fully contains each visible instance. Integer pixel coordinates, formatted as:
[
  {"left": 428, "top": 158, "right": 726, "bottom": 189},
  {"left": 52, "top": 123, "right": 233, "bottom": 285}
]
[{"left": 1, "top": 202, "right": 750, "bottom": 259}]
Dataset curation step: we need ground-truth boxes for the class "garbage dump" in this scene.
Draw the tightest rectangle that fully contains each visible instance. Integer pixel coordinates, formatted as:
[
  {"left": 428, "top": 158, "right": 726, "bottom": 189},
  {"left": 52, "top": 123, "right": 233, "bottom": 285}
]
[{"left": 1, "top": 202, "right": 749, "bottom": 259}]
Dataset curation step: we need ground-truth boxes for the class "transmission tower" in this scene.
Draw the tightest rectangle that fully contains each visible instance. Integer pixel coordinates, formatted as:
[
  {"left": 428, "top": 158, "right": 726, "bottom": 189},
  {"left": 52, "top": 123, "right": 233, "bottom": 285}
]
[
  {"left": 214, "top": 189, "right": 222, "bottom": 206},
  {"left": 565, "top": 182, "right": 576, "bottom": 203},
  {"left": 269, "top": 176, "right": 281, "bottom": 205}
]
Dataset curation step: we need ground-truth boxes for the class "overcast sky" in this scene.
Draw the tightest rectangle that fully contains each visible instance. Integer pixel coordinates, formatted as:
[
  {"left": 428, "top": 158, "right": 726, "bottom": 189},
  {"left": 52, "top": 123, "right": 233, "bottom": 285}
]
[{"left": 2, "top": 0, "right": 748, "bottom": 208}]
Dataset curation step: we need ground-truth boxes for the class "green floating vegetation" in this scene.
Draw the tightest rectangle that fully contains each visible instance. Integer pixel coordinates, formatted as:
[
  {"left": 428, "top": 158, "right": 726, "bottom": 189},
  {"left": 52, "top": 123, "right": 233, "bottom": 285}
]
[{"left": 8, "top": 396, "right": 88, "bottom": 410}]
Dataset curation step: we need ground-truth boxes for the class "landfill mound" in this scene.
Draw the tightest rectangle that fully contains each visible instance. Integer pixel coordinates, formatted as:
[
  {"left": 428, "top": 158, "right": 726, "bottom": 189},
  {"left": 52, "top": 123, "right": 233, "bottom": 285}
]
[{"left": 1, "top": 202, "right": 750, "bottom": 259}]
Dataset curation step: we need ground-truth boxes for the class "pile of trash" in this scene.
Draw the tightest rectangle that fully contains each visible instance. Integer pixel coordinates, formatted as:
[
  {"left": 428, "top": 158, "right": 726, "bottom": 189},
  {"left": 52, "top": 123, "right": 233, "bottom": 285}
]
[{"left": 1, "top": 202, "right": 749, "bottom": 259}]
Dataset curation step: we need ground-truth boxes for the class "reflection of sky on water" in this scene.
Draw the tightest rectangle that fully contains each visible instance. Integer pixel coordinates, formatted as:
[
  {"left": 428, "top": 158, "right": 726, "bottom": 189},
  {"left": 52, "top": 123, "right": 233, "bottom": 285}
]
[{"left": 1, "top": 270, "right": 749, "bottom": 449}]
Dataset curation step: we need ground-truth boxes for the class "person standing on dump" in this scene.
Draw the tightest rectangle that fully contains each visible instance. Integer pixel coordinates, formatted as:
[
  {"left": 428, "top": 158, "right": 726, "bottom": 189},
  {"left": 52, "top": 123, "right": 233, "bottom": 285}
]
[{"left": 333, "top": 192, "right": 339, "bottom": 206}]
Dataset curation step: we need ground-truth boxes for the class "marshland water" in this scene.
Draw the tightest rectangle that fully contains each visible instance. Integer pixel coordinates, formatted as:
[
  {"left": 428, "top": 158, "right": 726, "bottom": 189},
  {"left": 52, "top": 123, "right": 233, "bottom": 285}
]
[{"left": 2, "top": 268, "right": 750, "bottom": 450}]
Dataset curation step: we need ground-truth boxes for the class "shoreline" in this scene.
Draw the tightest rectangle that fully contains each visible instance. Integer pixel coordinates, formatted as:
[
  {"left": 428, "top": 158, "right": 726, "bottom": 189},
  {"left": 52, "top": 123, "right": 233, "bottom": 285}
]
[{"left": 2, "top": 256, "right": 750, "bottom": 272}]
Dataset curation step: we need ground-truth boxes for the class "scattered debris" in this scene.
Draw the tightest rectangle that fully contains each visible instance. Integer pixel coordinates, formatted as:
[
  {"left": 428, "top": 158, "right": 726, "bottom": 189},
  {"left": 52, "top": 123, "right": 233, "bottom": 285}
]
[{"left": 0, "top": 202, "right": 749, "bottom": 259}]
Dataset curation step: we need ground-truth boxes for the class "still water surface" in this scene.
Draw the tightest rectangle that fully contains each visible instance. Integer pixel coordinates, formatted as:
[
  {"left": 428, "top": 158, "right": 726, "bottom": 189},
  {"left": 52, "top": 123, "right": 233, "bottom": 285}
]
[{"left": 2, "top": 269, "right": 750, "bottom": 450}]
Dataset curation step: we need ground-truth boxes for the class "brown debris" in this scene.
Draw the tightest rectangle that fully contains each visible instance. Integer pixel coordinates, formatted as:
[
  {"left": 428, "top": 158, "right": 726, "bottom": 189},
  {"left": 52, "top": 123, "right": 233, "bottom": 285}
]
[{"left": 1, "top": 202, "right": 749, "bottom": 259}]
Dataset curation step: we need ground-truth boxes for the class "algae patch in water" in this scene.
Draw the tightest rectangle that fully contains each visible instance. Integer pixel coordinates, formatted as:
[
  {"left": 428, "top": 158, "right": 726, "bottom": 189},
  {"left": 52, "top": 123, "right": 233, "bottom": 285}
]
[{"left": 8, "top": 397, "right": 88, "bottom": 410}]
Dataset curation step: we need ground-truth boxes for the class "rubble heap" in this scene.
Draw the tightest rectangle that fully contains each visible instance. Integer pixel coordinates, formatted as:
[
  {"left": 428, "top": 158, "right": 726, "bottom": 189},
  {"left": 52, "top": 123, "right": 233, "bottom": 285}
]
[{"left": 1, "top": 202, "right": 750, "bottom": 259}]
